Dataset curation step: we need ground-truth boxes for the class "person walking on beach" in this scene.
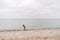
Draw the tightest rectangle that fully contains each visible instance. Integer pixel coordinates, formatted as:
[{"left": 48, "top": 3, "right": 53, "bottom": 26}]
[{"left": 23, "top": 24, "right": 26, "bottom": 30}]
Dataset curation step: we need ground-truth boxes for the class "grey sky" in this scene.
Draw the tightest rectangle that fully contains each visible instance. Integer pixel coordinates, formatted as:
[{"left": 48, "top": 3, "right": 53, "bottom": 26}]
[{"left": 0, "top": 0, "right": 60, "bottom": 18}]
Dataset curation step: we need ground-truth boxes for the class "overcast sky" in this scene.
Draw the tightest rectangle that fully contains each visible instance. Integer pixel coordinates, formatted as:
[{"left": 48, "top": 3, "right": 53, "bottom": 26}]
[{"left": 0, "top": 0, "right": 60, "bottom": 18}]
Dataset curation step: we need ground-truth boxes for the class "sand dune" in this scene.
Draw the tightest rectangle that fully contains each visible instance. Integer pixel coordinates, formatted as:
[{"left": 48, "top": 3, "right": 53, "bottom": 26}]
[{"left": 0, "top": 29, "right": 60, "bottom": 40}]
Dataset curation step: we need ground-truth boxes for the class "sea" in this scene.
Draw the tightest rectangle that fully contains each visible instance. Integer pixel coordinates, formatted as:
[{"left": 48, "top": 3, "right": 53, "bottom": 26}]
[{"left": 0, "top": 19, "right": 60, "bottom": 30}]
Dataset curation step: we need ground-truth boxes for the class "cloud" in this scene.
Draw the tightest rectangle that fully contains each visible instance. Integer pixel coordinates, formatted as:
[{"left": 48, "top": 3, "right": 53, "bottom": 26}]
[{"left": 0, "top": 0, "right": 60, "bottom": 18}]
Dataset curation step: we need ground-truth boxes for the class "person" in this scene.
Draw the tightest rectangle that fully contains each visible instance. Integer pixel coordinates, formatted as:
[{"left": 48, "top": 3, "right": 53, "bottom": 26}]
[{"left": 23, "top": 24, "right": 26, "bottom": 30}]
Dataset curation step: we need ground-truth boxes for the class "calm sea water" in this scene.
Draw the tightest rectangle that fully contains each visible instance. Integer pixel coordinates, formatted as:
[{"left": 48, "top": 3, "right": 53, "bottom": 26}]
[{"left": 0, "top": 19, "right": 60, "bottom": 30}]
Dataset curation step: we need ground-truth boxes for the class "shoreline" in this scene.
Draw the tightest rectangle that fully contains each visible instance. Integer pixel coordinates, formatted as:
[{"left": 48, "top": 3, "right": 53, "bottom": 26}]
[{"left": 0, "top": 28, "right": 60, "bottom": 32}]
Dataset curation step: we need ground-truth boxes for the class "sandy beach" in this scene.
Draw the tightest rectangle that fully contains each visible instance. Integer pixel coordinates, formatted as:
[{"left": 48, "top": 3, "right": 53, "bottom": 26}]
[{"left": 0, "top": 28, "right": 60, "bottom": 40}]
